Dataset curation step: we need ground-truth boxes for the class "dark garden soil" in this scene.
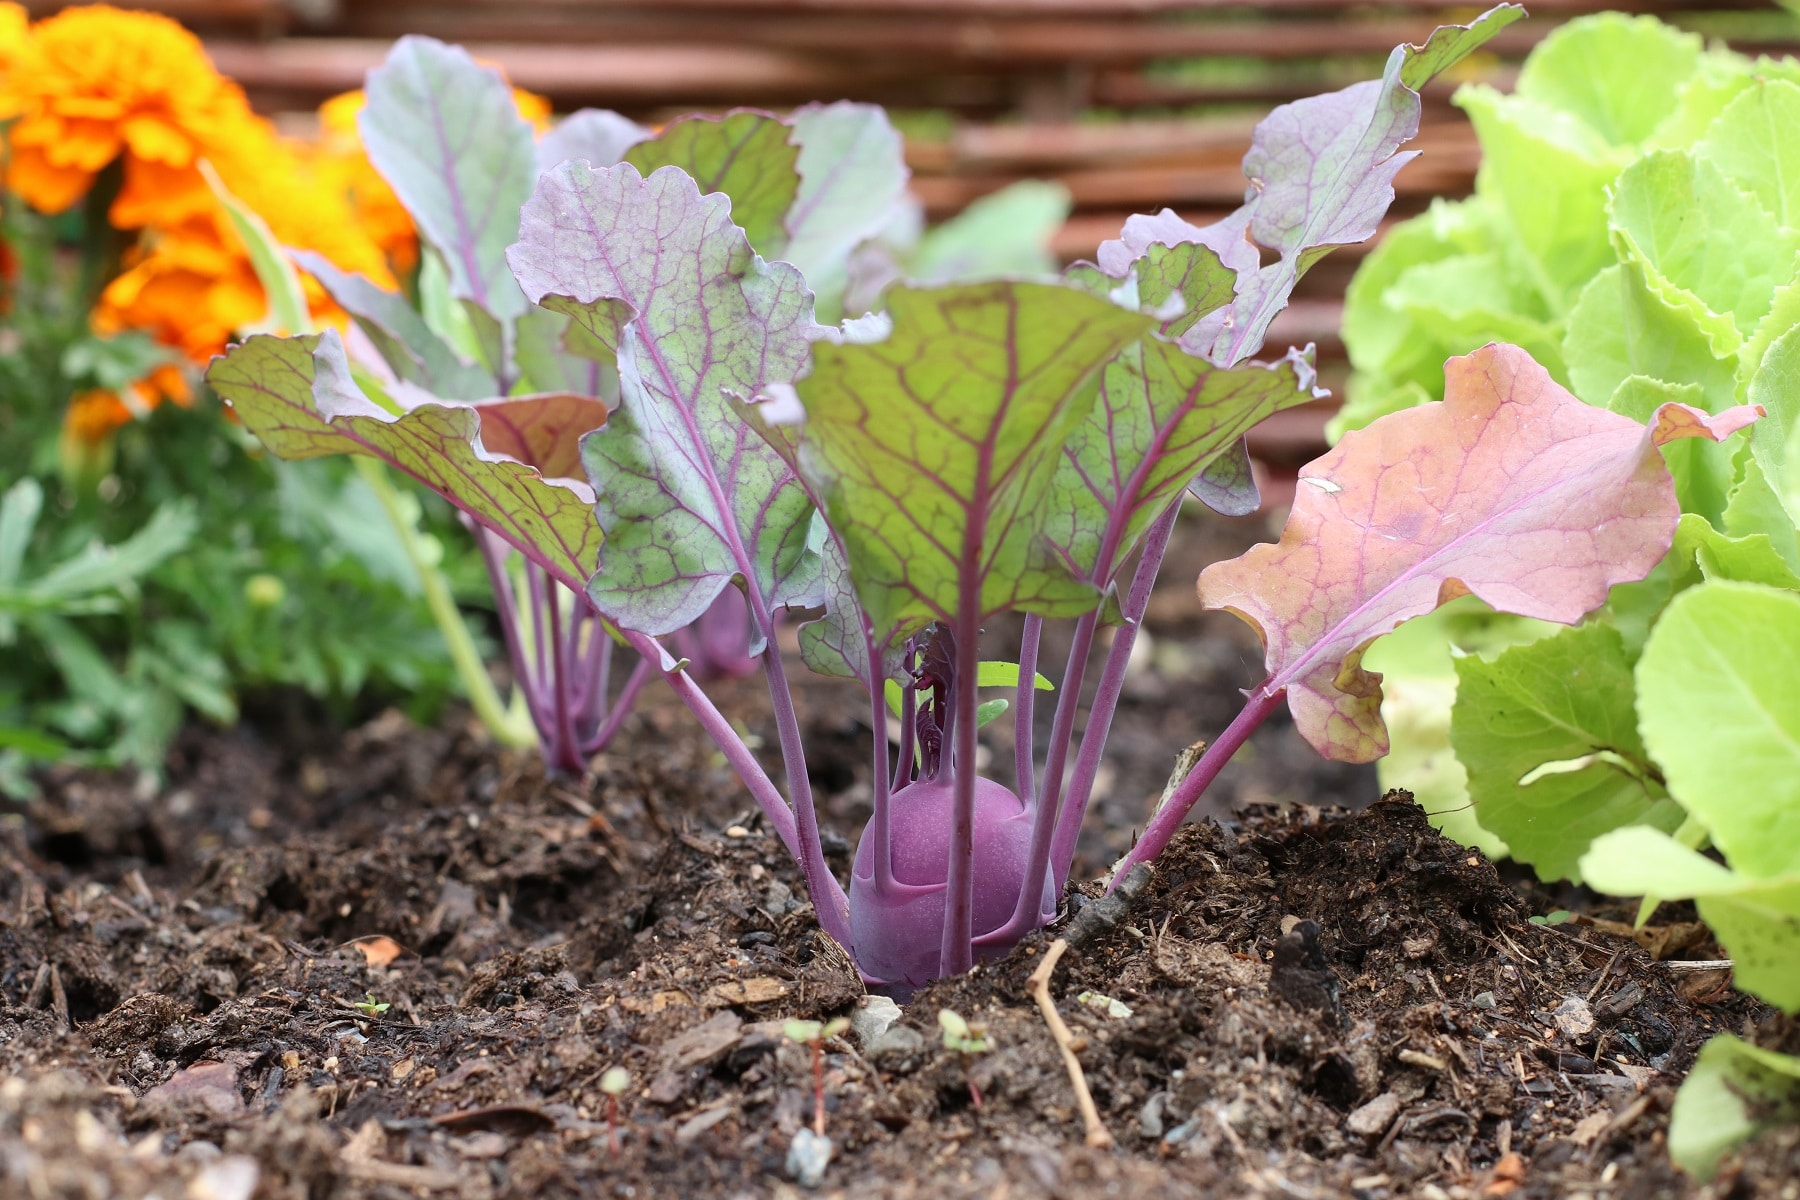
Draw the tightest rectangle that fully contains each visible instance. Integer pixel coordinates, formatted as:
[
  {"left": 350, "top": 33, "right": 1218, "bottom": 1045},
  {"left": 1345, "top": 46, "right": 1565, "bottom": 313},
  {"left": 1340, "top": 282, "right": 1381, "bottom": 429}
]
[{"left": 3, "top": 512, "right": 1796, "bottom": 1199}]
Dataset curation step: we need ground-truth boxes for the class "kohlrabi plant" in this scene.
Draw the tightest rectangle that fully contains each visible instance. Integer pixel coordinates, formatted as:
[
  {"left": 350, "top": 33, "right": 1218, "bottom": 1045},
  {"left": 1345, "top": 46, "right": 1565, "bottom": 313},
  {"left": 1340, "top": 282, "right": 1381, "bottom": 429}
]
[
  {"left": 211, "top": 5, "right": 1758, "bottom": 1000},
  {"left": 213, "top": 39, "right": 1070, "bottom": 776}
]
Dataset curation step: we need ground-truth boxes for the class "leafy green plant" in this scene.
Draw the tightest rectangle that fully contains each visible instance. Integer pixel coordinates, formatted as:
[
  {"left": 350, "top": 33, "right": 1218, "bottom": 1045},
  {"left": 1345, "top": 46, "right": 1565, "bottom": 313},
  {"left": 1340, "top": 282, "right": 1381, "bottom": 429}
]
[
  {"left": 1337, "top": 11, "right": 1800, "bottom": 1174},
  {"left": 217, "top": 41, "right": 1071, "bottom": 776},
  {"left": 214, "top": 6, "right": 1755, "bottom": 1007}
]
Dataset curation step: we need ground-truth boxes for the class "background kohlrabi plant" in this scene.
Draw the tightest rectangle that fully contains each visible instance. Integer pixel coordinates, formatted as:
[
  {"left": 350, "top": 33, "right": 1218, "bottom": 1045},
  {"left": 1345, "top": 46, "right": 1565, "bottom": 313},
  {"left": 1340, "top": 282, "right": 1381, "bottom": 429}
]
[
  {"left": 1335, "top": 10, "right": 1800, "bottom": 1176},
  {"left": 219, "top": 38, "right": 1072, "bottom": 777}
]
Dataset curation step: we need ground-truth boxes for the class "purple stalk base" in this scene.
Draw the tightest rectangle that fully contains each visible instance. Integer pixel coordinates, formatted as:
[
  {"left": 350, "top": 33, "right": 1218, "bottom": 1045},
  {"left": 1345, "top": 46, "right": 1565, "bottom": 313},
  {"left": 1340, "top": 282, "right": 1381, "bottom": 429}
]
[
  {"left": 671, "top": 588, "right": 759, "bottom": 682},
  {"left": 1049, "top": 502, "right": 1180, "bottom": 891},
  {"left": 981, "top": 501, "right": 1180, "bottom": 948},
  {"left": 471, "top": 522, "right": 651, "bottom": 776},
  {"left": 1108, "top": 685, "right": 1286, "bottom": 887}
]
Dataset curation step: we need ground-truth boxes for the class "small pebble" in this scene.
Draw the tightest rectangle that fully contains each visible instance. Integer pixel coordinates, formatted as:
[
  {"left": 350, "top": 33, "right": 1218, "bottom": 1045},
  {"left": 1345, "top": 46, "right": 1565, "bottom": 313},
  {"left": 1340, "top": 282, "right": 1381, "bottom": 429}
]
[
  {"left": 1346, "top": 1092, "right": 1402, "bottom": 1138},
  {"left": 786, "top": 1127, "right": 832, "bottom": 1188},
  {"left": 1552, "top": 995, "right": 1596, "bottom": 1039},
  {"left": 1472, "top": 991, "right": 1498, "bottom": 1010}
]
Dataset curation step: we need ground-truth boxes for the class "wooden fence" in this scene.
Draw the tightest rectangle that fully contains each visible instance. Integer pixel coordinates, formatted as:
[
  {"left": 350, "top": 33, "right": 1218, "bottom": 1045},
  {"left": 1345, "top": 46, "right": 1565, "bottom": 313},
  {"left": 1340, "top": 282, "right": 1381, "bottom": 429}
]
[{"left": 24, "top": 0, "right": 1800, "bottom": 460}]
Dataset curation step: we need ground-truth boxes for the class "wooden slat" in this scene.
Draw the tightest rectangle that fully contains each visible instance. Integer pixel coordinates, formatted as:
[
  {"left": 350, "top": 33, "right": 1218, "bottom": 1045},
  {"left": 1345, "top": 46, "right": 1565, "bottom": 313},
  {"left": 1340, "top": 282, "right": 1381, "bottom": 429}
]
[
  {"left": 322, "top": 12, "right": 1551, "bottom": 63},
  {"left": 205, "top": 38, "right": 882, "bottom": 101},
  {"left": 352, "top": 0, "right": 1770, "bottom": 13}
]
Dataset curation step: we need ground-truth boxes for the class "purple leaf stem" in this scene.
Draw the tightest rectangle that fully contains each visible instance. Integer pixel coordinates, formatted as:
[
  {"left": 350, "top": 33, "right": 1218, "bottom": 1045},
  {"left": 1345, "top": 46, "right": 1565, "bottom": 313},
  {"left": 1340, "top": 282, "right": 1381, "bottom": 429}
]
[
  {"left": 546, "top": 584, "right": 584, "bottom": 776},
  {"left": 868, "top": 666, "right": 896, "bottom": 891},
  {"left": 582, "top": 654, "right": 653, "bottom": 754},
  {"left": 620, "top": 627, "right": 803, "bottom": 851},
  {"left": 1108, "top": 684, "right": 1287, "bottom": 887},
  {"left": 1050, "top": 500, "right": 1179, "bottom": 890},
  {"left": 526, "top": 556, "right": 551, "bottom": 701},
  {"left": 760, "top": 638, "right": 855, "bottom": 950},
  {"left": 1014, "top": 614, "right": 1042, "bottom": 809},
  {"left": 472, "top": 520, "right": 538, "bottom": 709},
  {"left": 572, "top": 613, "right": 611, "bottom": 734},
  {"left": 938, "top": 609, "right": 982, "bottom": 979},
  {"left": 992, "top": 610, "right": 1099, "bottom": 939},
  {"left": 894, "top": 683, "right": 917, "bottom": 796}
]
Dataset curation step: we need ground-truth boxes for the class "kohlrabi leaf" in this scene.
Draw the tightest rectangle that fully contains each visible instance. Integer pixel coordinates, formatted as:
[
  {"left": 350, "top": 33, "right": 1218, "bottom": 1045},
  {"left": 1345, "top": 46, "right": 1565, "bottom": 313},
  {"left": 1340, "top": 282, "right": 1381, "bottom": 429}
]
[
  {"left": 294, "top": 251, "right": 495, "bottom": 401},
  {"left": 360, "top": 37, "right": 535, "bottom": 321},
  {"left": 511, "top": 306, "right": 620, "bottom": 401},
  {"left": 537, "top": 108, "right": 648, "bottom": 176},
  {"left": 625, "top": 111, "right": 799, "bottom": 258},
  {"left": 1695, "top": 80, "right": 1800, "bottom": 228},
  {"left": 1636, "top": 580, "right": 1800, "bottom": 881},
  {"left": 1452, "top": 621, "right": 1678, "bottom": 882},
  {"left": 1608, "top": 150, "right": 1797, "bottom": 356},
  {"left": 509, "top": 161, "right": 819, "bottom": 637},
  {"left": 1043, "top": 338, "right": 1319, "bottom": 585},
  {"left": 1199, "top": 342, "right": 1761, "bottom": 762},
  {"left": 908, "top": 181, "right": 1069, "bottom": 286},
  {"left": 1668, "top": 1035, "right": 1800, "bottom": 1180},
  {"left": 1098, "top": 5, "right": 1522, "bottom": 367},
  {"left": 209, "top": 331, "right": 603, "bottom": 591},
  {"left": 796, "top": 526, "right": 879, "bottom": 685},
  {"left": 470, "top": 394, "right": 610, "bottom": 480},
  {"left": 794, "top": 281, "right": 1152, "bottom": 643},
  {"left": 783, "top": 102, "right": 911, "bottom": 320}
]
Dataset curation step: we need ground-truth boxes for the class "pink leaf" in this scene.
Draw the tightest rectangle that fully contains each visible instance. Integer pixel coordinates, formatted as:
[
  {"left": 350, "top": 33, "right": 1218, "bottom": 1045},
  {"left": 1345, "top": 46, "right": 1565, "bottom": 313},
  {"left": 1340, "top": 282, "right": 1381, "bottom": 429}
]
[
  {"left": 1199, "top": 343, "right": 1763, "bottom": 762},
  {"left": 471, "top": 393, "right": 610, "bottom": 483}
]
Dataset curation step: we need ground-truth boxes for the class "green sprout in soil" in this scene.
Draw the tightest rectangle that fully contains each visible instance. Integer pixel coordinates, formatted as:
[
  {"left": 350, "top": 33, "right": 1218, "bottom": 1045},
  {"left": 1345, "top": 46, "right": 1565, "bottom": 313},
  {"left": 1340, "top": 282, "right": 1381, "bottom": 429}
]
[
  {"left": 599, "top": 1065, "right": 630, "bottom": 1155},
  {"left": 784, "top": 1017, "right": 850, "bottom": 1136},
  {"left": 351, "top": 994, "right": 390, "bottom": 1018},
  {"left": 938, "top": 1008, "right": 994, "bottom": 1109}
]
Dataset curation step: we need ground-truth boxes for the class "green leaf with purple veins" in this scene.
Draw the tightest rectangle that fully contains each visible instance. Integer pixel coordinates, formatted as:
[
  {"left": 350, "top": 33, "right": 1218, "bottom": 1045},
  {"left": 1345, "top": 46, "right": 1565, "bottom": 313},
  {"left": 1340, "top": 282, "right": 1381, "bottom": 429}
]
[
  {"left": 208, "top": 331, "right": 603, "bottom": 592},
  {"left": 1044, "top": 339, "right": 1320, "bottom": 585},
  {"left": 509, "top": 162, "right": 822, "bottom": 639},
  {"left": 293, "top": 251, "right": 495, "bottom": 401},
  {"left": 1098, "top": 4, "right": 1523, "bottom": 366},
  {"left": 360, "top": 37, "right": 536, "bottom": 321},
  {"left": 626, "top": 111, "right": 800, "bottom": 258},
  {"left": 537, "top": 108, "right": 648, "bottom": 177},
  {"left": 784, "top": 102, "right": 912, "bottom": 320},
  {"left": 793, "top": 281, "right": 1153, "bottom": 645}
]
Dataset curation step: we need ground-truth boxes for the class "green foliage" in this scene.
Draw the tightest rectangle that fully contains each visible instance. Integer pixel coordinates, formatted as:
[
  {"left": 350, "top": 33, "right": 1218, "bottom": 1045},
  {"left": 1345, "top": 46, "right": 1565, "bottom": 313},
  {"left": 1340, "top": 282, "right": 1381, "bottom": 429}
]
[
  {"left": 1668, "top": 1034, "right": 1800, "bottom": 1178},
  {"left": 0, "top": 136, "right": 492, "bottom": 795},
  {"left": 1341, "top": 14, "right": 1800, "bottom": 1168},
  {"left": 1337, "top": 14, "right": 1800, "bottom": 437},
  {"left": 0, "top": 397, "right": 481, "bottom": 795}
]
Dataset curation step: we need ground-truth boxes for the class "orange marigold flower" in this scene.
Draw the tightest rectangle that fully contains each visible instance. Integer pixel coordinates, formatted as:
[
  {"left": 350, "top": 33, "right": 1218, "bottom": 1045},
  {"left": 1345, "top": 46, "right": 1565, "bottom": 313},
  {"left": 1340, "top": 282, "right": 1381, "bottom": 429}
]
[
  {"left": 62, "top": 388, "right": 133, "bottom": 444},
  {"left": 59, "top": 364, "right": 192, "bottom": 445},
  {"left": 0, "top": 5, "right": 251, "bottom": 224},
  {"left": 96, "top": 121, "right": 397, "bottom": 361},
  {"left": 315, "top": 90, "right": 418, "bottom": 275},
  {"left": 0, "top": 3, "right": 28, "bottom": 72}
]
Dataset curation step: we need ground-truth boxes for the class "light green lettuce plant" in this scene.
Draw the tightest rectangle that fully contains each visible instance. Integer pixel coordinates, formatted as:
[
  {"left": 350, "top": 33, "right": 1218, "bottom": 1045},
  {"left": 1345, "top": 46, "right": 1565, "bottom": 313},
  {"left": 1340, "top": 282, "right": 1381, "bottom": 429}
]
[{"left": 1339, "top": 12, "right": 1800, "bottom": 1175}]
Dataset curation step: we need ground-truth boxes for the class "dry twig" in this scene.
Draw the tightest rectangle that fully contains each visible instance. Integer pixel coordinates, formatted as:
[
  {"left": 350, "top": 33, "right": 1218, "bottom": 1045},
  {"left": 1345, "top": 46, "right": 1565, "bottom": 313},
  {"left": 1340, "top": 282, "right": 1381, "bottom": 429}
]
[{"left": 1026, "top": 938, "right": 1114, "bottom": 1149}]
